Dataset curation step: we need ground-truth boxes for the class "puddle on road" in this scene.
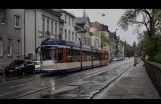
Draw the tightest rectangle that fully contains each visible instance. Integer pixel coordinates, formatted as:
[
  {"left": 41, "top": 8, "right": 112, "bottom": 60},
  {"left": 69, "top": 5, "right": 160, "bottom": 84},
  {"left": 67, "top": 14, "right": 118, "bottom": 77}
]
[{"left": 40, "top": 81, "right": 104, "bottom": 99}]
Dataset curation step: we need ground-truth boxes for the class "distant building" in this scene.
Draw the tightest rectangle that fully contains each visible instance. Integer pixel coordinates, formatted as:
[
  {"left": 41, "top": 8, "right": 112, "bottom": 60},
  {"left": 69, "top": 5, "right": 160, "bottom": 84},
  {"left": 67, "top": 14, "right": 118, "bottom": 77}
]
[
  {"left": 99, "top": 24, "right": 111, "bottom": 60},
  {"left": 89, "top": 21, "right": 101, "bottom": 49},
  {"left": 109, "top": 31, "right": 117, "bottom": 60},
  {"left": 75, "top": 10, "right": 91, "bottom": 46}
]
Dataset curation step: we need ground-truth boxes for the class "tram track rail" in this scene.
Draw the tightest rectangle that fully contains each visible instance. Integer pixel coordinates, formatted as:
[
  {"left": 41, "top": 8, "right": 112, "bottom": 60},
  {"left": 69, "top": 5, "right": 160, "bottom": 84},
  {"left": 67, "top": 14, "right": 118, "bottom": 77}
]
[
  {"left": 15, "top": 61, "right": 132, "bottom": 99},
  {"left": 0, "top": 61, "right": 122, "bottom": 87},
  {"left": 0, "top": 60, "right": 131, "bottom": 99}
]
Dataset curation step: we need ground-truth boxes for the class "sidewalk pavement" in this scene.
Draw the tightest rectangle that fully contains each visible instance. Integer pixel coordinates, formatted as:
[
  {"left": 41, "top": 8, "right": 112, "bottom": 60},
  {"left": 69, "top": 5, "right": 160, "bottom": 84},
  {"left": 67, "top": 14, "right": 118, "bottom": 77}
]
[{"left": 101, "top": 61, "right": 160, "bottom": 99}]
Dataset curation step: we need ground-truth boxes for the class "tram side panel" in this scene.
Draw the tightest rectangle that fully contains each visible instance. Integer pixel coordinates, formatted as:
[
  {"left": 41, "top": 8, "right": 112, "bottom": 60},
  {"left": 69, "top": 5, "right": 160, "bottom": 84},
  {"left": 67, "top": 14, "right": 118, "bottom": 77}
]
[
  {"left": 57, "top": 47, "right": 82, "bottom": 73},
  {"left": 82, "top": 50, "right": 92, "bottom": 70}
]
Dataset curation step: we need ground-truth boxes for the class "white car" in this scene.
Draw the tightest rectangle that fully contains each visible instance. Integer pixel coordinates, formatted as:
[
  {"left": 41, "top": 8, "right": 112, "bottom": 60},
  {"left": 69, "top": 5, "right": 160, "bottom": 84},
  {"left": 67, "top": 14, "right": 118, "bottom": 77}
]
[
  {"left": 113, "top": 58, "right": 118, "bottom": 61},
  {"left": 33, "top": 61, "right": 41, "bottom": 73},
  {"left": 125, "top": 57, "right": 129, "bottom": 60}
]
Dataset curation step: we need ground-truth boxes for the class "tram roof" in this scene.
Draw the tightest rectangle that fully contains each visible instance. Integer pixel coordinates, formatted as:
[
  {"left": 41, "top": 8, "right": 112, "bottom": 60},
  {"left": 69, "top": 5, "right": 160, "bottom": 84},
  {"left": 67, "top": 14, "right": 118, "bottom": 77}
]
[{"left": 41, "top": 41, "right": 99, "bottom": 51}]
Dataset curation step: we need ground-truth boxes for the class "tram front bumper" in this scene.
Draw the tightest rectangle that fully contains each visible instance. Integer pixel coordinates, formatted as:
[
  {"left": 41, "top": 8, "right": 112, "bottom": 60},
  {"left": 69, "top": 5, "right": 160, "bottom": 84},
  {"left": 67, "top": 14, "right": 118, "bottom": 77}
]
[{"left": 41, "top": 69, "right": 58, "bottom": 74}]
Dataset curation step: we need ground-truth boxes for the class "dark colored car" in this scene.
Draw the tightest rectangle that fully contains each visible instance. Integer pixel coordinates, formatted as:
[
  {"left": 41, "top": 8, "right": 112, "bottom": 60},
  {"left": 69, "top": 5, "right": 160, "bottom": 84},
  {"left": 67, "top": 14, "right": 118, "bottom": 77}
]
[
  {"left": 0, "top": 67, "right": 2, "bottom": 79},
  {"left": 5, "top": 60, "right": 35, "bottom": 77}
]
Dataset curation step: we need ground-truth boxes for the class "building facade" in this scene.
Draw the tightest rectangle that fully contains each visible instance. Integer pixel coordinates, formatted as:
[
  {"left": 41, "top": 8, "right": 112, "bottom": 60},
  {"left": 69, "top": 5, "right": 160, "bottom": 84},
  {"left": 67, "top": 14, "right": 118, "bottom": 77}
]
[
  {"left": 109, "top": 31, "right": 117, "bottom": 61},
  {"left": 24, "top": 9, "right": 63, "bottom": 60},
  {"left": 75, "top": 16, "right": 91, "bottom": 46},
  {"left": 89, "top": 21, "right": 101, "bottom": 49},
  {"left": 100, "top": 24, "right": 111, "bottom": 60},
  {"left": 0, "top": 9, "right": 24, "bottom": 67},
  {"left": 55, "top": 10, "right": 76, "bottom": 42}
]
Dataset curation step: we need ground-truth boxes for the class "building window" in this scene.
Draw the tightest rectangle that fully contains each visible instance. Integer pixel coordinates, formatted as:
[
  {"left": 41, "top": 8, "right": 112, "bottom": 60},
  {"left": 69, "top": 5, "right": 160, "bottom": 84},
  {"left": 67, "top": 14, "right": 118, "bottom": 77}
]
[
  {"left": 68, "top": 31, "right": 70, "bottom": 41},
  {"left": 8, "top": 39, "right": 12, "bottom": 56},
  {"left": 55, "top": 22, "right": 57, "bottom": 36},
  {"left": 42, "top": 17, "right": 45, "bottom": 36},
  {"left": 0, "top": 38, "right": 3, "bottom": 56},
  {"left": 14, "top": 15, "right": 20, "bottom": 28},
  {"left": 17, "top": 40, "right": 21, "bottom": 56},
  {"left": 72, "top": 19, "right": 74, "bottom": 27},
  {"left": 51, "top": 20, "right": 53, "bottom": 35},
  {"left": 47, "top": 19, "right": 49, "bottom": 32},
  {"left": 83, "top": 36, "right": 85, "bottom": 45},
  {"left": 69, "top": 17, "right": 70, "bottom": 26},
  {"left": 60, "top": 28, "right": 63, "bottom": 35},
  {"left": 0, "top": 11, "right": 6, "bottom": 25},
  {"left": 65, "top": 15, "right": 66, "bottom": 22},
  {"left": 59, "top": 28, "right": 63, "bottom": 40},
  {"left": 75, "top": 33, "right": 77, "bottom": 42},
  {"left": 72, "top": 32, "right": 74, "bottom": 42},
  {"left": 65, "top": 30, "right": 67, "bottom": 41}
]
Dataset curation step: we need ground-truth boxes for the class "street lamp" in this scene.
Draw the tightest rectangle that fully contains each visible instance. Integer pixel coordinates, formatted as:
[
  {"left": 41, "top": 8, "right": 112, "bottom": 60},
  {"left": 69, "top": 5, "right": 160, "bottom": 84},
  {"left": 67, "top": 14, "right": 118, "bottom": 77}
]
[
  {"left": 95, "top": 13, "right": 105, "bottom": 23},
  {"left": 79, "top": 38, "right": 83, "bottom": 70},
  {"left": 76, "top": 28, "right": 85, "bottom": 70}
]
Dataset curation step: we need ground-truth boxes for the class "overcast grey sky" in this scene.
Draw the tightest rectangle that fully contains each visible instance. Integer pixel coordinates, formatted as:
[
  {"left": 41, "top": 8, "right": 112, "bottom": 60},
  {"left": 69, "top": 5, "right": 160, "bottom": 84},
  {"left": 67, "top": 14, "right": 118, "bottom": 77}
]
[{"left": 64, "top": 9, "right": 142, "bottom": 46}]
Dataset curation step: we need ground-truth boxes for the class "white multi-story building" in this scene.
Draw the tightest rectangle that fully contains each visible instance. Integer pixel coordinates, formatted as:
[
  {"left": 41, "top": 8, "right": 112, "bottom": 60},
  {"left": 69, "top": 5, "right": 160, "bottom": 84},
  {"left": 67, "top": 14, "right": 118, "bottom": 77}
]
[
  {"left": 54, "top": 9, "right": 76, "bottom": 42},
  {"left": 24, "top": 9, "right": 64, "bottom": 60}
]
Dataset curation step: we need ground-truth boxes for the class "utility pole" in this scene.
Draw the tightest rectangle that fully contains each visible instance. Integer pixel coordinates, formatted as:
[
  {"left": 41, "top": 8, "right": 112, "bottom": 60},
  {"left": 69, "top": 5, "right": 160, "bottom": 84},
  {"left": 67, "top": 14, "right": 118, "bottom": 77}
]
[{"left": 24, "top": 9, "right": 26, "bottom": 59}]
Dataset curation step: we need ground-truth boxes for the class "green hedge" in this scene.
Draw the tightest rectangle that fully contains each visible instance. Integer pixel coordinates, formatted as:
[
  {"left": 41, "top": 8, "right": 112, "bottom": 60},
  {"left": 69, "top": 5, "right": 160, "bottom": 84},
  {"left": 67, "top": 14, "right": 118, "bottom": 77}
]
[
  {"left": 154, "top": 54, "right": 161, "bottom": 64},
  {"left": 146, "top": 34, "right": 161, "bottom": 63},
  {"left": 145, "top": 60, "right": 161, "bottom": 70}
]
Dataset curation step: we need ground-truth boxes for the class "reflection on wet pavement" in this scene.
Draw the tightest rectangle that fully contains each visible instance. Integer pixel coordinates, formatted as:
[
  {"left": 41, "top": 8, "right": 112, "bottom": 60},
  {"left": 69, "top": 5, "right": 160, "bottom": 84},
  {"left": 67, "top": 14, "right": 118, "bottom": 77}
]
[
  {"left": 0, "top": 60, "right": 133, "bottom": 99},
  {"left": 40, "top": 62, "right": 133, "bottom": 99}
]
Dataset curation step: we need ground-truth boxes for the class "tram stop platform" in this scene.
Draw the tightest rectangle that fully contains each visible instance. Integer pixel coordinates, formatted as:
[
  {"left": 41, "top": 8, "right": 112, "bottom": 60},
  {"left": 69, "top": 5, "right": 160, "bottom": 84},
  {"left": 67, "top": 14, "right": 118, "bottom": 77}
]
[{"left": 100, "top": 61, "right": 161, "bottom": 99}]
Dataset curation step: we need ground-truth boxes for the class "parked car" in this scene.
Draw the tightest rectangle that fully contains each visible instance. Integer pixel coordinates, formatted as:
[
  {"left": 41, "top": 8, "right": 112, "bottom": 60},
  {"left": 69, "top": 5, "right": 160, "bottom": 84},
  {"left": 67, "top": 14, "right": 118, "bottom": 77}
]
[
  {"left": 0, "top": 67, "right": 2, "bottom": 79},
  {"left": 125, "top": 57, "right": 129, "bottom": 61},
  {"left": 5, "top": 60, "right": 35, "bottom": 77},
  {"left": 33, "top": 61, "right": 41, "bottom": 73},
  {"left": 113, "top": 58, "right": 118, "bottom": 61}
]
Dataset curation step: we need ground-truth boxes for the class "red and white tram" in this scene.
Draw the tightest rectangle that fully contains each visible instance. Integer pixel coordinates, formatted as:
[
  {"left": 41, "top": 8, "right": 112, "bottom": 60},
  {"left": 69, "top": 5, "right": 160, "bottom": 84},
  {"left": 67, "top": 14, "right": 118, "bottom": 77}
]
[{"left": 40, "top": 41, "right": 108, "bottom": 74}]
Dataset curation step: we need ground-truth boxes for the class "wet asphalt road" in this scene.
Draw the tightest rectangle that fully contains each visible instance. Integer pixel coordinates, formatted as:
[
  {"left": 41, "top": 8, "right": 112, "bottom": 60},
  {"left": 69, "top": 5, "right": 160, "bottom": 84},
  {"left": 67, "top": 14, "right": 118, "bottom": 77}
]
[{"left": 0, "top": 59, "right": 134, "bottom": 99}]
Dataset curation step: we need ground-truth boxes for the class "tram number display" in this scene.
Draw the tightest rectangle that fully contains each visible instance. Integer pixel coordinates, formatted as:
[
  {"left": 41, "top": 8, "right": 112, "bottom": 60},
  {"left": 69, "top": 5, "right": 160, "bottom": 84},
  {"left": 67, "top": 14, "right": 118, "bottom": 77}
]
[{"left": 44, "top": 47, "right": 56, "bottom": 50}]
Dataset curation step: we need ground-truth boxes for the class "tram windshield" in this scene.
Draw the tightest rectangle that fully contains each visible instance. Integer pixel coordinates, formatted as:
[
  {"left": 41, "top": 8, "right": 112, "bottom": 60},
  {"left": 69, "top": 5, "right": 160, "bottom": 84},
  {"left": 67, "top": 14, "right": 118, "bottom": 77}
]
[{"left": 41, "top": 46, "right": 56, "bottom": 61}]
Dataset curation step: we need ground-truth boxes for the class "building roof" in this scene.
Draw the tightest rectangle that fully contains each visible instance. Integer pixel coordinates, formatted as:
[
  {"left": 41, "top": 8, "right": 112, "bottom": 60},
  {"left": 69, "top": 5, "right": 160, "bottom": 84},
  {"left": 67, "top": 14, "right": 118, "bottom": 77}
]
[
  {"left": 43, "top": 9, "right": 62, "bottom": 17},
  {"left": 75, "top": 17, "right": 90, "bottom": 24},
  {"left": 41, "top": 40, "right": 99, "bottom": 51},
  {"left": 54, "top": 9, "right": 76, "bottom": 18},
  {"left": 59, "top": 18, "right": 66, "bottom": 24},
  {"left": 90, "top": 21, "right": 100, "bottom": 28},
  {"left": 100, "top": 24, "right": 109, "bottom": 32},
  {"left": 75, "top": 24, "right": 84, "bottom": 32}
]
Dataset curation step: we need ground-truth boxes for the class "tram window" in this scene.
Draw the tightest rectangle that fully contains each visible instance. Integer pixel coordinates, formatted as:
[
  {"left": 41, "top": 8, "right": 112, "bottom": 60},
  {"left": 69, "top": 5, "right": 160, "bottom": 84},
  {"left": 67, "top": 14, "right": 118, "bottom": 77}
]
[
  {"left": 73, "top": 49, "right": 80, "bottom": 62},
  {"left": 86, "top": 51, "right": 91, "bottom": 61},
  {"left": 105, "top": 54, "right": 108, "bottom": 60},
  {"left": 58, "top": 48, "right": 63, "bottom": 63},
  {"left": 92, "top": 52, "right": 100, "bottom": 61},
  {"left": 95, "top": 52, "right": 100, "bottom": 61},
  {"left": 66, "top": 48, "right": 73, "bottom": 62},
  {"left": 41, "top": 47, "right": 56, "bottom": 61}
]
